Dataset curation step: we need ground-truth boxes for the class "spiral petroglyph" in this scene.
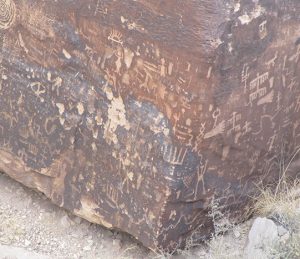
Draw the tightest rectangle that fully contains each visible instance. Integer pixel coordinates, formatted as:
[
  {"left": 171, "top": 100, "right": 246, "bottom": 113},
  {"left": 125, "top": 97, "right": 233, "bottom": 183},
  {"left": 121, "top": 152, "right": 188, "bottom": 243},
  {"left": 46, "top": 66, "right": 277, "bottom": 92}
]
[{"left": 0, "top": 0, "right": 15, "bottom": 30}]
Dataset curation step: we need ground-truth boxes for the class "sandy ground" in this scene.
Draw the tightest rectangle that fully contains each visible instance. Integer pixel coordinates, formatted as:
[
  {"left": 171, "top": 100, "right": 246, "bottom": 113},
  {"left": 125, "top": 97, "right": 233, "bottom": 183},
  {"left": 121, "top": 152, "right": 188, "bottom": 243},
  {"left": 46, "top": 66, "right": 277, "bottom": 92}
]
[{"left": 0, "top": 172, "right": 251, "bottom": 259}]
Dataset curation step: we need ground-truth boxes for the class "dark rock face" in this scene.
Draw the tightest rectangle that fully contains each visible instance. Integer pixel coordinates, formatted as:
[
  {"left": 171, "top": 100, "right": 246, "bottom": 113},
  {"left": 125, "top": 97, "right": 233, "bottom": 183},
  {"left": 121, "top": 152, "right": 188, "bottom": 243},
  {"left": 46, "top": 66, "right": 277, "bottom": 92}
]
[{"left": 0, "top": 0, "right": 299, "bottom": 252}]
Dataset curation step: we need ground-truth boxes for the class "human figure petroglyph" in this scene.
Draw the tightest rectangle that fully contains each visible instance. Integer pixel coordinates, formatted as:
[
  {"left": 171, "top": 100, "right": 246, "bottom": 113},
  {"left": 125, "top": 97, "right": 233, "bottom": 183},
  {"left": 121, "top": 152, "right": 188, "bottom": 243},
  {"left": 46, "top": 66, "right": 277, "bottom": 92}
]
[
  {"left": 50, "top": 76, "right": 63, "bottom": 96},
  {"left": 194, "top": 158, "right": 208, "bottom": 198},
  {"left": 29, "top": 81, "right": 46, "bottom": 102}
]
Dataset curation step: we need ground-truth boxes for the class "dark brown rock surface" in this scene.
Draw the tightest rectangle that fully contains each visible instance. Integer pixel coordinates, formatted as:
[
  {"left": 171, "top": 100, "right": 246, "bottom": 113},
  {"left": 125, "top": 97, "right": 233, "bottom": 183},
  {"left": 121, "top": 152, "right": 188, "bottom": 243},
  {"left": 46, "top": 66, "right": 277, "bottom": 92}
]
[{"left": 0, "top": 0, "right": 299, "bottom": 252}]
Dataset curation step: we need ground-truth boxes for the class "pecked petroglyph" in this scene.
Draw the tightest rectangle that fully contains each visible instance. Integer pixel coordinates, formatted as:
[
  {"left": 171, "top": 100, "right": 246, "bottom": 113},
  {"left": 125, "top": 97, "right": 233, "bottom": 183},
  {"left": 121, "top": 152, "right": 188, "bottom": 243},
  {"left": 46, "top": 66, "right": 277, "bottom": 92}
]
[
  {"left": 0, "top": 0, "right": 15, "bottom": 30},
  {"left": 0, "top": 0, "right": 299, "bottom": 253}
]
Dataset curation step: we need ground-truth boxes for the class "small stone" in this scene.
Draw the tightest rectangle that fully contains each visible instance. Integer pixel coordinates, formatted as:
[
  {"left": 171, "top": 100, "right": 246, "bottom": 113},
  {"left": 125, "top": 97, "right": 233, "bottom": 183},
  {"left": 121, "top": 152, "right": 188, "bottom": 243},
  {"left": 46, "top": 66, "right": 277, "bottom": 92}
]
[{"left": 244, "top": 217, "right": 279, "bottom": 259}]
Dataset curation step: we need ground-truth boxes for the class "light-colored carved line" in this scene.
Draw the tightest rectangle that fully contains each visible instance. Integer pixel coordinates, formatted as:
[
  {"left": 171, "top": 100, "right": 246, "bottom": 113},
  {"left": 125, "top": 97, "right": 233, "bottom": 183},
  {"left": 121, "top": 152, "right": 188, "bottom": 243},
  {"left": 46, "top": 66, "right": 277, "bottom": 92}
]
[{"left": 162, "top": 144, "right": 187, "bottom": 165}]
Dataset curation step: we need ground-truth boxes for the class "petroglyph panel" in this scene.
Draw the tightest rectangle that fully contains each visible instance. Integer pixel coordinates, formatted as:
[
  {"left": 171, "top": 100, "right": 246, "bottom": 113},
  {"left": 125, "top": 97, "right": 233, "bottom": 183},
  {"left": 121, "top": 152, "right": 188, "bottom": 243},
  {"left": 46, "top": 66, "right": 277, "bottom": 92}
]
[{"left": 0, "top": 0, "right": 299, "bottom": 253}]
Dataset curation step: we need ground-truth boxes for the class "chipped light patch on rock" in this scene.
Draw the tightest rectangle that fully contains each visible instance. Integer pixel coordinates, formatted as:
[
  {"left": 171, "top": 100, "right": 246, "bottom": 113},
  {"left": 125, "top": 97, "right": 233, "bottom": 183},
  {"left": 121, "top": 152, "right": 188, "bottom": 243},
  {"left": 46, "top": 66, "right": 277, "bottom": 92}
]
[
  {"left": 77, "top": 102, "right": 84, "bottom": 115},
  {"left": 124, "top": 48, "right": 134, "bottom": 69},
  {"left": 75, "top": 196, "right": 113, "bottom": 229},
  {"left": 56, "top": 103, "right": 65, "bottom": 115},
  {"left": 127, "top": 172, "right": 134, "bottom": 181},
  {"left": 238, "top": 5, "right": 265, "bottom": 25},
  {"left": 95, "top": 113, "right": 103, "bottom": 126},
  {"left": 149, "top": 112, "right": 170, "bottom": 137},
  {"left": 234, "top": 2, "right": 241, "bottom": 13},
  {"left": 59, "top": 117, "right": 65, "bottom": 126},
  {"left": 211, "top": 38, "right": 223, "bottom": 49},
  {"left": 103, "top": 88, "right": 130, "bottom": 145}
]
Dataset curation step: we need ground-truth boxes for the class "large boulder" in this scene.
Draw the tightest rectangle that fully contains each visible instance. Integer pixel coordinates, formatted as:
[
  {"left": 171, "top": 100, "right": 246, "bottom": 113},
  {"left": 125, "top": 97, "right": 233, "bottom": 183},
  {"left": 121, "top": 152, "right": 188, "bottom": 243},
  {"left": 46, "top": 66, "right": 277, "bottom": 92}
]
[{"left": 0, "top": 0, "right": 299, "bottom": 252}]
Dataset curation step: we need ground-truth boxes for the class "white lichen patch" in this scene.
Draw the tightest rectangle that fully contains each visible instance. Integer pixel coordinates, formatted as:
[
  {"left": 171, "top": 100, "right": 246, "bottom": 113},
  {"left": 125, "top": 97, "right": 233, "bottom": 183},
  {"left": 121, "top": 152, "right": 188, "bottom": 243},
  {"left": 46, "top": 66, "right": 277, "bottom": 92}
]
[{"left": 103, "top": 88, "right": 130, "bottom": 145}]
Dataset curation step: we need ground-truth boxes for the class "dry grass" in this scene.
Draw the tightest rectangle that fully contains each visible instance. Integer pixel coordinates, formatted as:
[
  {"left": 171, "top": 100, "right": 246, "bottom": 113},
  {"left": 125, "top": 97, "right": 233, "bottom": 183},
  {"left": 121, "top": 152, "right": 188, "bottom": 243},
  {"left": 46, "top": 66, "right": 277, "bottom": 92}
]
[
  {"left": 274, "top": 233, "right": 300, "bottom": 259},
  {"left": 254, "top": 179, "right": 300, "bottom": 230},
  {"left": 252, "top": 146, "right": 300, "bottom": 259},
  {"left": 205, "top": 196, "right": 245, "bottom": 259},
  {"left": 252, "top": 179, "right": 300, "bottom": 259},
  {"left": 254, "top": 147, "right": 300, "bottom": 229},
  {"left": 204, "top": 148, "right": 300, "bottom": 259}
]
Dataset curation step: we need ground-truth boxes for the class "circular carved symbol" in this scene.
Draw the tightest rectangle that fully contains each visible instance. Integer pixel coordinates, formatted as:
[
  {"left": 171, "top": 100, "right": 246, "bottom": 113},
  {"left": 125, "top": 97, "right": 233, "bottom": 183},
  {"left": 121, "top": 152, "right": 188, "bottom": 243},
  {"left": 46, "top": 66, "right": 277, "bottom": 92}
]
[{"left": 0, "top": 0, "right": 15, "bottom": 30}]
